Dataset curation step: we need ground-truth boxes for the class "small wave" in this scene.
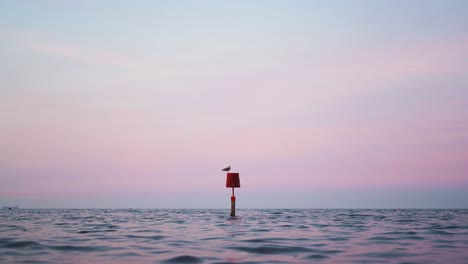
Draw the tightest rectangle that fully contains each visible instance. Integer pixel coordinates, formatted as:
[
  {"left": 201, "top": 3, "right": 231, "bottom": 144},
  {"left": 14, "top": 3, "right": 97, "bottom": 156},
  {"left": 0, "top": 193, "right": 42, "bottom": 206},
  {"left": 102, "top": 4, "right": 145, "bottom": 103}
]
[
  {"left": 4, "top": 241, "right": 42, "bottom": 249},
  {"left": 431, "top": 225, "right": 461, "bottom": 230},
  {"left": 250, "top": 228, "right": 270, "bottom": 232},
  {"left": 50, "top": 245, "right": 114, "bottom": 252},
  {"left": 357, "top": 251, "right": 416, "bottom": 258},
  {"left": 428, "top": 230, "right": 455, "bottom": 235},
  {"left": 78, "top": 229, "right": 117, "bottom": 234},
  {"left": 100, "top": 252, "right": 142, "bottom": 257},
  {"left": 395, "top": 219, "right": 416, "bottom": 223},
  {"left": 368, "top": 236, "right": 401, "bottom": 241},
  {"left": 328, "top": 236, "right": 348, "bottom": 241},
  {"left": 162, "top": 255, "right": 202, "bottom": 263},
  {"left": 0, "top": 224, "right": 27, "bottom": 232},
  {"left": 125, "top": 235, "right": 166, "bottom": 240},
  {"left": 324, "top": 249, "right": 343, "bottom": 254},
  {"left": 347, "top": 214, "right": 372, "bottom": 218},
  {"left": 242, "top": 238, "right": 276, "bottom": 243},
  {"left": 228, "top": 245, "right": 313, "bottom": 254},
  {"left": 434, "top": 244, "right": 456, "bottom": 248},
  {"left": 304, "top": 254, "right": 329, "bottom": 259}
]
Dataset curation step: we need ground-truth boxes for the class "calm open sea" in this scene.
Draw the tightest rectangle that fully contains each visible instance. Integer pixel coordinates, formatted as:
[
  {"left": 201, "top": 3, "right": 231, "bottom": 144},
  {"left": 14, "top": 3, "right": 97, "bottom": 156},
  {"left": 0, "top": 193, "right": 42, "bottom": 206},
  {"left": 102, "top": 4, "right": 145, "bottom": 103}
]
[{"left": 1, "top": 209, "right": 467, "bottom": 263}]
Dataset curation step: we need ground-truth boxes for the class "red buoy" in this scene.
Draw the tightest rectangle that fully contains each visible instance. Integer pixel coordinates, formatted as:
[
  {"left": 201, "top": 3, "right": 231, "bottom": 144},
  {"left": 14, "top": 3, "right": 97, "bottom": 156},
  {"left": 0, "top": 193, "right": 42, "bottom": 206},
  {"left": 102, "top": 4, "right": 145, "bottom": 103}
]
[
  {"left": 226, "top": 173, "right": 240, "bottom": 217},
  {"left": 226, "top": 173, "right": 240, "bottom": 188}
]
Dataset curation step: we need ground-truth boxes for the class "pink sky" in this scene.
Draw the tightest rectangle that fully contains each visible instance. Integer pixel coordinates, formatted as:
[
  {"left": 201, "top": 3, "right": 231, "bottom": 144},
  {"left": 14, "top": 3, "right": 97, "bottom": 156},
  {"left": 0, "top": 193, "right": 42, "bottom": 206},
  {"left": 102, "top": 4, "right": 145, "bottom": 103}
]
[{"left": 1, "top": 1, "right": 468, "bottom": 208}]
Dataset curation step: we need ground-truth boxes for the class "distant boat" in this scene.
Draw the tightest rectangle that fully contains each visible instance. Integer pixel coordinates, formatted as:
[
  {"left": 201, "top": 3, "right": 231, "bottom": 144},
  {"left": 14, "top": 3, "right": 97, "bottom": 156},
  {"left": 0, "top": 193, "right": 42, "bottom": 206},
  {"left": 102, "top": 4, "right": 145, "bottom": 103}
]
[{"left": 2, "top": 205, "right": 19, "bottom": 210}]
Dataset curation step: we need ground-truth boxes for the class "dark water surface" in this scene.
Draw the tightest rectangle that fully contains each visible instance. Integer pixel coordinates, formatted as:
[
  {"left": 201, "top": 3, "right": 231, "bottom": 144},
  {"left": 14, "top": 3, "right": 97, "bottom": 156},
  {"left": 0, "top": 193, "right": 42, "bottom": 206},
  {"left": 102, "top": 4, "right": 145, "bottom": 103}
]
[{"left": 1, "top": 209, "right": 468, "bottom": 263}]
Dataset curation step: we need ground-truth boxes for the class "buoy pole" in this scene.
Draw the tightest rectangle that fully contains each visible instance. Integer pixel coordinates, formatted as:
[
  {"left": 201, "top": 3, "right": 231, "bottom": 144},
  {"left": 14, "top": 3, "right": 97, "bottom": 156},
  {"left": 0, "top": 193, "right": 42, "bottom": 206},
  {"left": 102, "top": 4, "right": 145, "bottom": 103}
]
[{"left": 230, "top": 187, "right": 236, "bottom": 217}]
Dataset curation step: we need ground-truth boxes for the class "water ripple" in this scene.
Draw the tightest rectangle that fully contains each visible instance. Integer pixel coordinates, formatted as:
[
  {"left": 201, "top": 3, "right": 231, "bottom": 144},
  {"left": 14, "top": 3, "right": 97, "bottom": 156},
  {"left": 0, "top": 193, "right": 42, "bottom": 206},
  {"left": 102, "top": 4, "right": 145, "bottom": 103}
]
[{"left": 0, "top": 209, "right": 467, "bottom": 263}]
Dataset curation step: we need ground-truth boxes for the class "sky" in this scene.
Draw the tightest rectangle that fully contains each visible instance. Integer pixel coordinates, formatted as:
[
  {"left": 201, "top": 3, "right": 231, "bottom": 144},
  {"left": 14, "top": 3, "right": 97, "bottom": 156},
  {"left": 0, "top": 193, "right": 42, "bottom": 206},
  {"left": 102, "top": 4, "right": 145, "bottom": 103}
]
[{"left": 1, "top": 0, "right": 468, "bottom": 208}]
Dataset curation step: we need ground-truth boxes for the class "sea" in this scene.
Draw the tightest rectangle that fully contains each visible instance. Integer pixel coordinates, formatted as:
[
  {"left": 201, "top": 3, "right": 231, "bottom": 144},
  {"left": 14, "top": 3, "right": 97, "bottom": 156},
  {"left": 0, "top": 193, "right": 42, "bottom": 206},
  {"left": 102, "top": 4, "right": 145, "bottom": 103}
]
[{"left": 1, "top": 209, "right": 467, "bottom": 263}]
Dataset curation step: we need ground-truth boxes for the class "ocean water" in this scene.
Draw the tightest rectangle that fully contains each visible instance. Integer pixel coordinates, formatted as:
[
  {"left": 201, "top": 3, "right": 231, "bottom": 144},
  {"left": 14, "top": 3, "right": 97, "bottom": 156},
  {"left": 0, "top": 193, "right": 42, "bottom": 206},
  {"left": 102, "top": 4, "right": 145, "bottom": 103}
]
[{"left": 1, "top": 209, "right": 467, "bottom": 263}]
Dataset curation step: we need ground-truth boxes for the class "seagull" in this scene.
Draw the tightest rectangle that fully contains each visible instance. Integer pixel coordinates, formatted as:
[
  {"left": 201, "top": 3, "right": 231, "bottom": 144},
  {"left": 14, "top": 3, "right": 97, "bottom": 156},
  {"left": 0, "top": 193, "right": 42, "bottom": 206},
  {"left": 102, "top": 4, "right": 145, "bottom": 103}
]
[{"left": 222, "top": 166, "right": 231, "bottom": 172}]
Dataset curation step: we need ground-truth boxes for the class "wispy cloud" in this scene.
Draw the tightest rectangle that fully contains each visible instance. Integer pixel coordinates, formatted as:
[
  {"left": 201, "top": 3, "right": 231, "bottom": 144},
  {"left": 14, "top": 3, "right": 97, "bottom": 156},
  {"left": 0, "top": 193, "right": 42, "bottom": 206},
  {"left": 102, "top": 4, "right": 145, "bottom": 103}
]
[{"left": 1, "top": 28, "right": 157, "bottom": 73}]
